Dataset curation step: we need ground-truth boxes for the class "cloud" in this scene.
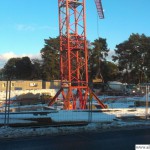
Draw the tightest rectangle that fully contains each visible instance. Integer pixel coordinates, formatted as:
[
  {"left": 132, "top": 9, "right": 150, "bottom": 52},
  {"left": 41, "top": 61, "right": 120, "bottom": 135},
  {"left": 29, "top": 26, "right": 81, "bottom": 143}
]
[
  {"left": 15, "top": 24, "right": 57, "bottom": 31},
  {"left": 0, "top": 52, "right": 17, "bottom": 68},
  {"left": 0, "top": 52, "right": 41, "bottom": 69},
  {"left": 106, "top": 50, "right": 116, "bottom": 61},
  {"left": 0, "top": 52, "right": 17, "bottom": 61},
  {"left": 16, "top": 24, "right": 35, "bottom": 31}
]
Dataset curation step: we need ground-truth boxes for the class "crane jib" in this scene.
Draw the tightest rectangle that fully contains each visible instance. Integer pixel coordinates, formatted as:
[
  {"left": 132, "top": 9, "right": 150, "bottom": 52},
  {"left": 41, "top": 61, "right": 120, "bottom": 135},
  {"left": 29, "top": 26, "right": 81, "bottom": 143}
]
[{"left": 94, "top": 0, "right": 104, "bottom": 19}]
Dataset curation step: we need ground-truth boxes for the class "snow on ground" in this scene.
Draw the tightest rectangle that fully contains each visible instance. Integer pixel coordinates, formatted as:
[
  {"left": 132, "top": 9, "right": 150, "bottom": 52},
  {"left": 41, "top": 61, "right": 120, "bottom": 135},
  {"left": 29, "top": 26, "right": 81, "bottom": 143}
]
[
  {"left": 0, "top": 110, "right": 113, "bottom": 124},
  {"left": 0, "top": 118, "right": 150, "bottom": 139},
  {"left": 0, "top": 108, "right": 149, "bottom": 139},
  {"left": 0, "top": 91, "right": 150, "bottom": 139},
  {"left": 106, "top": 101, "right": 135, "bottom": 108},
  {"left": 0, "top": 108, "right": 149, "bottom": 124}
]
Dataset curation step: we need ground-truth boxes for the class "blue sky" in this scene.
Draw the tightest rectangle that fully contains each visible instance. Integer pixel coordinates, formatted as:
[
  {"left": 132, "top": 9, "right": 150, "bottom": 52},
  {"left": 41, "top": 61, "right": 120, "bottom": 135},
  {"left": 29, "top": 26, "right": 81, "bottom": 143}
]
[{"left": 0, "top": 0, "right": 150, "bottom": 67}]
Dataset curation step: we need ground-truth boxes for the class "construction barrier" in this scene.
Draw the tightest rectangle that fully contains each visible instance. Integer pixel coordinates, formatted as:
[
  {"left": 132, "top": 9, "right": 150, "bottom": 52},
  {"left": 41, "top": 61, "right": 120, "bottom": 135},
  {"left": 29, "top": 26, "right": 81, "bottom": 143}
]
[{"left": 0, "top": 84, "right": 149, "bottom": 127}]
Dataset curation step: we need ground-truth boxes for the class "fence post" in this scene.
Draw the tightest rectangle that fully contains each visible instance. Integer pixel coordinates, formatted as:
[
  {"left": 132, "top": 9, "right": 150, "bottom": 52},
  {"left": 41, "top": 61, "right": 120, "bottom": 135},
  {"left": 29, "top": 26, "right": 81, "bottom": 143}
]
[
  {"left": 88, "top": 93, "right": 93, "bottom": 123},
  {"left": 7, "top": 79, "right": 12, "bottom": 125},
  {"left": 145, "top": 85, "right": 149, "bottom": 119},
  {"left": 4, "top": 79, "right": 11, "bottom": 127},
  {"left": 4, "top": 80, "right": 9, "bottom": 127}
]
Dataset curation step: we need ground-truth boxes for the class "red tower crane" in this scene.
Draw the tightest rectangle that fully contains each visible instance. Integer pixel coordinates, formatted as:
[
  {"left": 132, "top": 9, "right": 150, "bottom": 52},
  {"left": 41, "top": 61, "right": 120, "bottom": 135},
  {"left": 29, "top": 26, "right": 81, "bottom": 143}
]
[{"left": 48, "top": 0, "right": 106, "bottom": 110}]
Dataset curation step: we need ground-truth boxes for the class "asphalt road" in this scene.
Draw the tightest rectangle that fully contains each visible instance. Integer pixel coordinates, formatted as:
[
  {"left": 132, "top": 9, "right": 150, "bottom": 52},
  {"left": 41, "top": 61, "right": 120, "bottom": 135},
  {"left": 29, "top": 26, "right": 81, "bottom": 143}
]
[{"left": 0, "top": 127, "right": 150, "bottom": 150}]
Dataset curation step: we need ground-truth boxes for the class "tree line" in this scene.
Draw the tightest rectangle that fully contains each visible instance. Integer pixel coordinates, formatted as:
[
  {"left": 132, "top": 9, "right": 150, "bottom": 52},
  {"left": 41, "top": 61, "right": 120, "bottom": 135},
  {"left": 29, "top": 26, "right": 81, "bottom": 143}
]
[{"left": 0, "top": 33, "right": 150, "bottom": 84}]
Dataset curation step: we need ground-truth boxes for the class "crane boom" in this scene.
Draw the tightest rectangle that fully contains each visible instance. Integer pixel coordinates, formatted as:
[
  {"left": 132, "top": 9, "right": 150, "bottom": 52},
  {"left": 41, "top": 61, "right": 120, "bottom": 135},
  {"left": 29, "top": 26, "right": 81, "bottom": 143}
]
[{"left": 94, "top": 0, "right": 104, "bottom": 19}]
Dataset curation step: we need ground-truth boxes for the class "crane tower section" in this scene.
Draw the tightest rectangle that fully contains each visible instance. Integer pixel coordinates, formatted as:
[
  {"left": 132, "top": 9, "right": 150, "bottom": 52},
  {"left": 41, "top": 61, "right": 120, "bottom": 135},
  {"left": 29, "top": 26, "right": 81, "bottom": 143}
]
[
  {"left": 59, "top": 0, "right": 88, "bottom": 87},
  {"left": 48, "top": 0, "right": 106, "bottom": 110},
  {"left": 58, "top": 0, "right": 88, "bottom": 109}
]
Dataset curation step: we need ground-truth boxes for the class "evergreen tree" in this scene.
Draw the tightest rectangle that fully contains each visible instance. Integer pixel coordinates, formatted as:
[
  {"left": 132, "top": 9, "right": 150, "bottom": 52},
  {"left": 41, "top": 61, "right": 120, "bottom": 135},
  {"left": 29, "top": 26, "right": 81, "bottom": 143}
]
[
  {"left": 112, "top": 33, "right": 150, "bottom": 83},
  {"left": 89, "top": 37, "right": 109, "bottom": 82},
  {"left": 40, "top": 37, "right": 60, "bottom": 81},
  {"left": 3, "top": 57, "right": 32, "bottom": 79}
]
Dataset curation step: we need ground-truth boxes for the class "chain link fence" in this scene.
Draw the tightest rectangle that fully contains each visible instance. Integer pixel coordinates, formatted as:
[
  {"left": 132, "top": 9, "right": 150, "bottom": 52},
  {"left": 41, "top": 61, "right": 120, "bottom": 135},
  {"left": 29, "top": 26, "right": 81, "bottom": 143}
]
[{"left": 0, "top": 83, "right": 150, "bottom": 127}]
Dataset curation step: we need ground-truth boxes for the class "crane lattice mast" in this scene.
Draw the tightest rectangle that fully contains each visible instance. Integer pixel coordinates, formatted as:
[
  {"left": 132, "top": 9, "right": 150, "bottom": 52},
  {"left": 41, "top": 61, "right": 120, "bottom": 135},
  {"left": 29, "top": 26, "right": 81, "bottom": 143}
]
[{"left": 48, "top": 0, "right": 106, "bottom": 110}]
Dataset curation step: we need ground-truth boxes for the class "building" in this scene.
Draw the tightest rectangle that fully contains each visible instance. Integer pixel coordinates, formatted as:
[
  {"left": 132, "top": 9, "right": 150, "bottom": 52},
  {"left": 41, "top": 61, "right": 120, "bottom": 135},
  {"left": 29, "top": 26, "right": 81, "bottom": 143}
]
[{"left": 0, "top": 80, "right": 61, "bottom": 91}]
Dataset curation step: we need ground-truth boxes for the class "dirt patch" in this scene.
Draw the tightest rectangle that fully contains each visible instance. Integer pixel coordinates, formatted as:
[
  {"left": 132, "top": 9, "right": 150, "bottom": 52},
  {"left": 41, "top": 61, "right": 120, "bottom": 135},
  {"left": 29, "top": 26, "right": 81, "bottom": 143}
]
[
  {"left": 118, "top": 115, "right": 150, "bottom": 121},
  {"left": 0, "top": 118, "right": 88, "bottom": 127},
  {"left": 127, "top": 109, "right": 136, "bottom": 112}
]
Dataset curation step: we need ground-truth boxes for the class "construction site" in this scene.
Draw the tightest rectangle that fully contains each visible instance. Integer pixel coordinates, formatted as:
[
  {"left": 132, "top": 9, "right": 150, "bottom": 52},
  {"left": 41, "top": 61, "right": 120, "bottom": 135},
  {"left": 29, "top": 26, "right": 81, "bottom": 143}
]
[{"left": 0, "top": 0, "right": 150, "bottom": 140}]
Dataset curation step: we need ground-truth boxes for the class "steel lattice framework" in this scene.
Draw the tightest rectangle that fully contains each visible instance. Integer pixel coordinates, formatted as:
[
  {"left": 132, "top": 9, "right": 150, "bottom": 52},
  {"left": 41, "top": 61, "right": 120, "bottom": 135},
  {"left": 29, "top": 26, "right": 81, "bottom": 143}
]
[{"left": 48, "top": 0, "right": 106, "bottom": 110}]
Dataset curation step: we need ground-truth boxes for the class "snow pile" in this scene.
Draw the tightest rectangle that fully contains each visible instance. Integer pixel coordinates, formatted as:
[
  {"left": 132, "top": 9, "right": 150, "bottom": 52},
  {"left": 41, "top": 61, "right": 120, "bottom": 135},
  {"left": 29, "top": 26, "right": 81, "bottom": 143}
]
[{"left": 0, "top": 89, "right": 58, "bottom": 101}]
